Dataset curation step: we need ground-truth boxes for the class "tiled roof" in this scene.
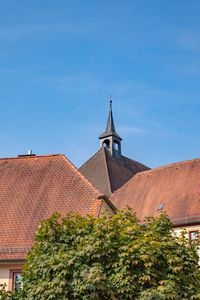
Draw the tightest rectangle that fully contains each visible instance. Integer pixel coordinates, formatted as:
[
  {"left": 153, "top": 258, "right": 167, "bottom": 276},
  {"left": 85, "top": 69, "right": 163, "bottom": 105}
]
[
  {"left": 79, "top": 147, "right": 150, "bottom": 196},
  {"left": 111, "top": 158, "right": 200, "bottom": 226},
  {"left": 0, "top": 154, "right": 106, "bottom": 261}
]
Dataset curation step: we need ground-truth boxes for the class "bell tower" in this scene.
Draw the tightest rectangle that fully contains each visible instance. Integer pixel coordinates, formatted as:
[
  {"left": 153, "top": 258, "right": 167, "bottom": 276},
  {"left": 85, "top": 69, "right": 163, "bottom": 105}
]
[{"left": 99, "top": 98, "right": 122, "bottom": 158}]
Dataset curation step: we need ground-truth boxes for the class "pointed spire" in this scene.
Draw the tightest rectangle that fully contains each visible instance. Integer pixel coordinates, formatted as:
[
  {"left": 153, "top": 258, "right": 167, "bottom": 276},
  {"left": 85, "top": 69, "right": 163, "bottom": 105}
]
[
  {"left": 105, "top": 95, "right": 116, "bottom": 134},
  {"left": 99, "top": 97, "right": 122, "bottom": 140}
]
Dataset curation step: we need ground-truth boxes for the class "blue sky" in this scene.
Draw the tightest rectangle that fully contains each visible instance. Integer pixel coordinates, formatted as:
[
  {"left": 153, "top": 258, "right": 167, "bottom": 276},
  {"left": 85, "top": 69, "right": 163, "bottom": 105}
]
[{"left": 0, "top": 0, "right": 200, "bottom": 168}]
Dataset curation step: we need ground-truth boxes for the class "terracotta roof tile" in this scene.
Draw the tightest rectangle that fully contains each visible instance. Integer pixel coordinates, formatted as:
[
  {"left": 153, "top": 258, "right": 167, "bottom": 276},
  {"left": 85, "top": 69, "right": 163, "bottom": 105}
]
[
  {"left": 111, "top": 158, "right": 200, "bottom": 226},
  {"left": 88, "top": 198, "right": 103, "bottom": 218},
  {"left": 0, "top": 154, "right": 105, "bottom": 261}
]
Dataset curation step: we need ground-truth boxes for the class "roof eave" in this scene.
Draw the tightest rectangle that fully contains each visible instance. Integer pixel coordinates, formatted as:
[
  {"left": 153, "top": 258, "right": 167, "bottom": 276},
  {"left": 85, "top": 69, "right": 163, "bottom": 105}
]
[
  {"left": 0, "top": 259, "right": 25, "bottom": 264},
  {"left": 172, "top": 217, "right": 200, "bottom": 228},
  {"left": 99, "top": 132, "right": 122, "bottom": 140}
]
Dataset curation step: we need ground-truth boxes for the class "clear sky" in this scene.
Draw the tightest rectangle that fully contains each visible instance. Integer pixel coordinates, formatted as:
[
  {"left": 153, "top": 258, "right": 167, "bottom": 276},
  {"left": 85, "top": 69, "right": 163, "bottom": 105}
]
[{"left": 0, "top": 0, "right": 200, "bottom": 168}]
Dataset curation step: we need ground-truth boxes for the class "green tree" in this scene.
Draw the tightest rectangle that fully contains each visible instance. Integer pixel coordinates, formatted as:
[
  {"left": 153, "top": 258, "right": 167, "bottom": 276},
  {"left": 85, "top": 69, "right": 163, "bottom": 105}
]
[
  {"left": 20, "top": 210, "right": 200, "bottom": 299},
  {"left": 0, "top": 284, "right": 12, "bottom": 300},
  {"left": 0, "top": 283, "right": 23, "bottom": 300}
]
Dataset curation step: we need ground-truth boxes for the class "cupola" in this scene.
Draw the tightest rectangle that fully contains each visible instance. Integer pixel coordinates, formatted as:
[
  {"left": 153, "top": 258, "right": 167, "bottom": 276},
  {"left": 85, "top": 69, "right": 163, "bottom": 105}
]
[{"left": 99, "top": 99, "right": 122, "bottom": 158}]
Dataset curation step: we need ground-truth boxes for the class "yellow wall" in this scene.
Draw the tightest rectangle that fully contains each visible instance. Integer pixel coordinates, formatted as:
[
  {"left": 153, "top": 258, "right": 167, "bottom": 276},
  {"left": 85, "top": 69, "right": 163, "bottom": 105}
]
[
  {"left": 174, "top": 224, "right": 200, "bottom": 236},
  {"left": 0, "top": 264, "right": 23, "bottom": 291},
  {"left": 174, "top": 224, "right": 200, "bottom": 256}
]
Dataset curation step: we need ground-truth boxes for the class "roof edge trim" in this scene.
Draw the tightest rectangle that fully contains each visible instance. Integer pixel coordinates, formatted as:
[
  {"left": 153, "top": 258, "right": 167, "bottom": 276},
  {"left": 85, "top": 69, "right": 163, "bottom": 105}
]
[{"left": 135, "top": 157, "right": 200, "bottom": 177}]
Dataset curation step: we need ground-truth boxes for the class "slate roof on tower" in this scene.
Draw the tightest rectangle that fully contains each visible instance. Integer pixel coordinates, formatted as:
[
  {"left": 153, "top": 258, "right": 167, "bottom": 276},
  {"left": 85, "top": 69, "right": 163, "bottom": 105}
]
[
  {"left": 0, "top": 154, "right": 115, "bottom": 261},
  {"left": 79, "top": 147, "right": 149, "bottom": 196},
  {"left": 111, "top": 158, "right": 200, "bottom": 226},
  {"left": 79, "top": 101, "right": 150, "bottom": 195}
]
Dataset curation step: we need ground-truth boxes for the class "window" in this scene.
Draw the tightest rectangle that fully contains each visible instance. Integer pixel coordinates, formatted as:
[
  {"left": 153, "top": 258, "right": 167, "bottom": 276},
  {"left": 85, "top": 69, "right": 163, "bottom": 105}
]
[
  {"left": 9, "top": 269, "right": 23, "bottom": 292},
  {"left": 13, "top": 272, "right": 23, "bottom": 291},
  {"left": 189, "top": 231, "right": 199, "bottom": 241}
]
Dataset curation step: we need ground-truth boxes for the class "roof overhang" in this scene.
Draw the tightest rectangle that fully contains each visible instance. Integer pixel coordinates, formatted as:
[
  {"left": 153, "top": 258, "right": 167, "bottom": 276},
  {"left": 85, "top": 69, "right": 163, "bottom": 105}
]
[
  {"left": 172, "top": 216, "right": 200, "bottom": 228},
  {"left": 0, "top": 259, "right": 25, "bottom": 265},
  {"left": 99, "top": 132, "right": 122, "bottom": 141}
]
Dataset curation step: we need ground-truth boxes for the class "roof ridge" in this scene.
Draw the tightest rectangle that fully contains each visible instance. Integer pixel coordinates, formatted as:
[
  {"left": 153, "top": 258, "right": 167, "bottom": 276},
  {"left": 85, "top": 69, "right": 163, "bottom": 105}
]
[
  {"left": 110, "top": 157, "right": 200, "bottom": 199},
  {"left": 135, "top": 157, "right": 200, "bottom": 176},
  {"left": 0, "top": 154, "right": 63, "bottom": 161},
  {"left": 79, "top": 148, "right": 103, "bottom": 169},
  {"left": 61, "top": 154, "right": 102, "bottom": 196},
  {"left": 0, "top": 152, "right": 103, "bottom": 198},
  {"left": 103, "top": 148, "right": 113, "bottom": 194}
]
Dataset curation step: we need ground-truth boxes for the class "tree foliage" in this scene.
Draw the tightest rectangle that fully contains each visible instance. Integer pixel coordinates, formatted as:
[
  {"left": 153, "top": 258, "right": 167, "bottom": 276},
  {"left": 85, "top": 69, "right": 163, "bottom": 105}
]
[
  {"left": 19, "top": 210, "right": 200, "bottom": 299},
  {"left": 0, "top": 284, "right": 12, "bottom": 300},
  {"left": 0, "top": 283, "right": 23, "bottom": 300}
]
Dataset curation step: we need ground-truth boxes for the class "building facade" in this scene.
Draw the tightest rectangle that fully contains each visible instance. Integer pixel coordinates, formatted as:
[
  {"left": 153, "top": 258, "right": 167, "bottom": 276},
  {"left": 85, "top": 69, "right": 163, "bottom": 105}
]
[
  {"left": 0, "top": 154, "right": 115, "bottom": 291},
  {"left": 1, "top": 102, "right": 200, "bottom": 291}
]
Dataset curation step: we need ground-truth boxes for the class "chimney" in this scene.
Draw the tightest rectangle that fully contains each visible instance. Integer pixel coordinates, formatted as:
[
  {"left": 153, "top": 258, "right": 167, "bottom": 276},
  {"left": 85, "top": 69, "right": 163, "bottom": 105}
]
[{"left": 18, "top": 149, "right": 36, "bottom": 157}]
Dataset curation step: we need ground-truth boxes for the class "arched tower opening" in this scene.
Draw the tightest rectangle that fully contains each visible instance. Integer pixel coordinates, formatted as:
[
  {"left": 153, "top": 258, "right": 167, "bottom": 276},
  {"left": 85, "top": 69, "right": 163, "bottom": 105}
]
[
  {"left": 114, "top": 140, "right": 119, "bottom": 150},
  {"left": 103, "top": 139, "right": 110, "bottom": 148}
]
